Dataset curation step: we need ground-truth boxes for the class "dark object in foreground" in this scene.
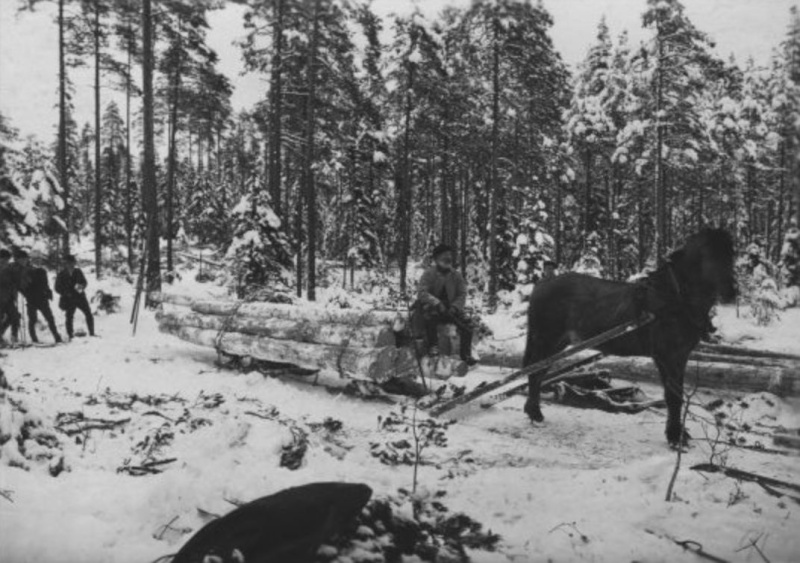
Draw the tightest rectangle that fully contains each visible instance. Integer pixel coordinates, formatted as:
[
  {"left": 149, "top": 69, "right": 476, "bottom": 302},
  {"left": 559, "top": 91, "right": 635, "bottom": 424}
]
[
  {"left": 524, "top": 228, "right": 737, "bottom": 446},
  {"left": 320, "top": 492, "right": 501, "bottom": 562},
  {"left": 171, "top": 482, "right": 372, "bottom": 563}
]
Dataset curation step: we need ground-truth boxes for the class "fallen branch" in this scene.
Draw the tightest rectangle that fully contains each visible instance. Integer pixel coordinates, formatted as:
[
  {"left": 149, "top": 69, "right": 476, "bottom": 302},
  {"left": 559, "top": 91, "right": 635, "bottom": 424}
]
[
  {"left": 689, "top": 437, "right": 797, "bottom": 457},
  {"left": 690, "top": 463, "right": 800, "bottom": 495},
  {"left": 154, "top": 515, "right": 180, "bottom": 541},
  {"left": 142, "top": 411, "right": 174, "bottom": 422},
  {"left": 119, "top": 457, "right": 177, "bottom": 476},
  {"left": 56, "top": 414, "right": 131, "bottom": 436},
  {"left": 644, "top": 529, "right": 729, "bottom": 563},
  {"left": 0, "top": 489, "right": 14, "bottom": 503},
  {"left": 735, "top": 532, "right": 772, "bottom": 563}
]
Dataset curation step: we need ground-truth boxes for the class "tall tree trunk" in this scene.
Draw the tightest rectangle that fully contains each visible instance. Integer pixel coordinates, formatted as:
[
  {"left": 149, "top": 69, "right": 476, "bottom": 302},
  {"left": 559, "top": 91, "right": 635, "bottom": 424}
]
[
  {"left": 294, "top": 159, "right": 303, "bottom": 298},
  {"left": 583, "top": 149, "right": 592, "bottom": 237},
  {"left": 487, "top": 19, "right": 501, "bottom": 310},
  {"left": 142, "top": 0, "right": 161, "bottom": 299},
  {"left": 460, "top": 167, "right": 468, "bottom": 277},
  {"left": 269, "top": 0, "right": 284, "bottom": 216},
  {"left": 398, "top": 54, "right": 414, "bottom": 294},
  {"left": 653, "top": 28, "right": 666, "bottom": 262},
  {"left": 58, "top": 0, "right": 70, "bottom": 258},
  {"left": 304, "top": 0, "right": 321, "bottom": 301},
  {"left": 216, "top": 126, "right": 222, "bottom": 184},
  {"left": 125, "top": 23, "right": 134, "bottom": 272},
  {"left": 554, "top": 178, "right": 563, "bottom": 266},
  {"left": 776, "top": 139, "right": 787, "bottom": 263},
  {"left": 93, "top": 2, "right": 102, "bottom": 277},
  {"left": 637, "top": 180, "right": 646, "bottom": 271},
  {"left": 166, "top": 27, "right": 182, "bottom": 281}
]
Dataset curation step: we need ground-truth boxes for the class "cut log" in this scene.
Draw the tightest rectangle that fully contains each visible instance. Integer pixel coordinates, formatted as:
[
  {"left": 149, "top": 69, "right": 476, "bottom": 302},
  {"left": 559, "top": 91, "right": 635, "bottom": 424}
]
[
  {"left": 159, "top": 325, "right": 405, "bottom": 382},
  {"left": 156, "top": 310, "right": 396, "bottom": 348},
  {"left": 151, "top": 293, "right": 404, "bottom": 327},
  {"left": 151, "top": 292, "right": 196, "bottom": 307},
  {"left": 689, "top": 352, "right": 791, "bottom": 368},
  {"left": 594, "top": 357, "right": 800, "bottom": 396},
  {"left": 392, "top": 347, "right": 468, "bottom": 382},
  {"left": 480, "top": 348, "right": 798, "bottom": 370},
  {"left": 696, "top": 342, "right": 800, "bottom": 363}
]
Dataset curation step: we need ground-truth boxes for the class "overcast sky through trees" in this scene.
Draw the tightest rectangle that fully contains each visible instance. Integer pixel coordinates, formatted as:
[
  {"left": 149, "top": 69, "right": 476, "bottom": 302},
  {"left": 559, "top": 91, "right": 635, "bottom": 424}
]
[{"left": 0, "top": 0, "right": 794, "bottom": 141}]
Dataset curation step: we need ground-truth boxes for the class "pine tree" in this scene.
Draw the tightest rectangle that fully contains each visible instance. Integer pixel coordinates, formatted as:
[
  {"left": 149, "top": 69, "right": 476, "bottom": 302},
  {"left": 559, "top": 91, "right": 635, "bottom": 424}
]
[{"left": 641, "top": 0, "right": 720, "bottom": 260}]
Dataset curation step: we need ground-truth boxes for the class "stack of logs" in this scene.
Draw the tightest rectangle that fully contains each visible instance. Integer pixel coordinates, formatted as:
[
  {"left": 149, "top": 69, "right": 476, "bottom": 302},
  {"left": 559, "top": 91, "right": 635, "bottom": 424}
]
[{"left": 152, "top": 293, "right": 467, "bottom": 385}]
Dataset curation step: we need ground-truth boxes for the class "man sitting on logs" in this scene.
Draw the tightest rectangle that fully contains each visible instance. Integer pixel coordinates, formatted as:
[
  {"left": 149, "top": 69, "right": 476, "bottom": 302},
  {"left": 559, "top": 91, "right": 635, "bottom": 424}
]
[{"left": 412, "top": 244, "right": 477, "bottom": 366}]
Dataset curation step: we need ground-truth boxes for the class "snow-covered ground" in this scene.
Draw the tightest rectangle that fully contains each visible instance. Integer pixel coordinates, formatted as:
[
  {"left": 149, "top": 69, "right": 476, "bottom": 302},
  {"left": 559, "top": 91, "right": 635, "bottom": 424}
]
[{"left": 1, "top": 272, "right": 800, "bottom": 562}]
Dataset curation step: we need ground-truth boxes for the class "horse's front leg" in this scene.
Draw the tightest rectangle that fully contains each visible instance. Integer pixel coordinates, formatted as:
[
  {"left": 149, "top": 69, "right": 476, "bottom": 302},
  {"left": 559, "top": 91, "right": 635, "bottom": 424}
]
[
  {"left": 523, "top": 333, "right": 546, "bottom": 423},
  {"left": 655, "top": 353, "right": 690, "bottom": 447},
  {"left": 524, "top": 372, "right": 545, "bottom": 423}
]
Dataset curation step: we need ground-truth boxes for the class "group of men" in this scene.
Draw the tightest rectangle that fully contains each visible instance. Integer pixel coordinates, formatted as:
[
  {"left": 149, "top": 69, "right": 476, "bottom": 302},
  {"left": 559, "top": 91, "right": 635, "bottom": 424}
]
[{"left": 0, "top": 250, "right": 95, "bottom": 346}]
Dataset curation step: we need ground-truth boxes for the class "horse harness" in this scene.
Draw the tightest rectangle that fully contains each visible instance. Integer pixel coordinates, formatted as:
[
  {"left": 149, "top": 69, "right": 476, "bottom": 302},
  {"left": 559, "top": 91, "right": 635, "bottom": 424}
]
[{"left": 636, "top": 260, "right": 714, "bottom": 341}]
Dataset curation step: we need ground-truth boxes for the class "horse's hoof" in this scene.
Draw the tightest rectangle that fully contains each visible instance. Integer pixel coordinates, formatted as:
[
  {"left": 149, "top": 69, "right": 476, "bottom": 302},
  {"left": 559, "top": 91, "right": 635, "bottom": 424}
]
[
  {"left": 667, "top": 430, "right": 691, "bottom": 450},
  {"left": 525, "top": 406, "right": 545, "bottom": 423}
]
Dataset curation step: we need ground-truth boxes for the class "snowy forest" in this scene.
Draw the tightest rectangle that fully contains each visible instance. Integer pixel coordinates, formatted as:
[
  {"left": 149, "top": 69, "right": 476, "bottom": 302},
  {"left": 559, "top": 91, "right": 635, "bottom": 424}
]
[
  {"left": 1, "top": 0, "right": 799, "bottom": 304},
  {"left": 3, "top": 1, "right": 800, "bottom": 562}
]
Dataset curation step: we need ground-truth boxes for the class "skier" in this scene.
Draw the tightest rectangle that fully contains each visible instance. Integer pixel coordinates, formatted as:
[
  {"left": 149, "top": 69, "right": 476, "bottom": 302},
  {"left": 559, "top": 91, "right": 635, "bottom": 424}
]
[
  {"left": 412, "top": 244, "right": 477, "bottom": 365},
  {"left": 0, "top": 248, "right": 22, "bottom": 345},
  {"left": 15, "top": 251, "right": 63, "bottom": 344},
  {"left": 55, "top": 255, "right": 95, "bottom": 339}
]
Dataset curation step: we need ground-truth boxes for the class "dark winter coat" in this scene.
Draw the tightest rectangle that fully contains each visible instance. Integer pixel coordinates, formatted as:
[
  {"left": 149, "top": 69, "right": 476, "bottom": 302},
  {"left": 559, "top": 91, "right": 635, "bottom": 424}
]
[
  {"left": 21, "top": 267, "right": 53, "bottom": 305},
  {"left": 55, "top": 268, "right": 88, "bottom": 310},
  {"left": 0, "top": 262, "right": 19, "bottom": 317},
  {"left": 416, "top": 266, "right": 467, "bottom": 311}
]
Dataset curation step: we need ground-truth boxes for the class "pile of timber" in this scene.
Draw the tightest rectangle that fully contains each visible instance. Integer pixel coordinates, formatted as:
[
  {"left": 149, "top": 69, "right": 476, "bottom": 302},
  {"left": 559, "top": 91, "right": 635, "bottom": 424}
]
[
  {"left": 152, "top": 292, "right": 467, "bottom": 384},
  {"left": 480, "top": 341, "right": 800, "bottom": 397}
]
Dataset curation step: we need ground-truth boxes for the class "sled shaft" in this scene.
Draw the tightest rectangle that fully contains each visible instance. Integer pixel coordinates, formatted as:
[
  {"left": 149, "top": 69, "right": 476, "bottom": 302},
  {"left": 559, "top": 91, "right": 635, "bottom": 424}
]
[{"left": 429, "top": 313, "right": 653, "bottom": 417}]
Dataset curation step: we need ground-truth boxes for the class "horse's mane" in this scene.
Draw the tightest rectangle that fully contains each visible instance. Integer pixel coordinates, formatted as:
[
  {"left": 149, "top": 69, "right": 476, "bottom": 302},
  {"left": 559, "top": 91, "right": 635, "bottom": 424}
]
[{"left": 668, "top": 228, "right": 734, "bottom": 264}]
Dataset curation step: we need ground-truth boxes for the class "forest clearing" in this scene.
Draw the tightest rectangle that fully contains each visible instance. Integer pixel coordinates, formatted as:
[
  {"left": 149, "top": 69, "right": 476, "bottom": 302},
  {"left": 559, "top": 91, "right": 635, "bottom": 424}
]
[{"left": 2, "top": 0, "right": 800, "bottom": 561}]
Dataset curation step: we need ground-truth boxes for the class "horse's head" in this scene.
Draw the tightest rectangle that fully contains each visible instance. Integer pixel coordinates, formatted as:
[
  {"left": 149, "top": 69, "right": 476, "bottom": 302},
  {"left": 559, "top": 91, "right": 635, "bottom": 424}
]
[{"left": 675, "top": 228, "right": 737, "bottom": 303}]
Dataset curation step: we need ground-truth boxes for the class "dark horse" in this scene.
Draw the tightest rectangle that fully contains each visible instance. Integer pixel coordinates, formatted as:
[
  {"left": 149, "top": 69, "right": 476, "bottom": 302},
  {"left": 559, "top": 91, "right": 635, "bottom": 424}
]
[{"left": 523, "top": 228, "right": 736, "bottom": 446}]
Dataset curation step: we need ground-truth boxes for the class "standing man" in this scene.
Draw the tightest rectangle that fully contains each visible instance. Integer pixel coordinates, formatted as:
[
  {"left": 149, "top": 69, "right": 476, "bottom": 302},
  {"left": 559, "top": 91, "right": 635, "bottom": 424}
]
[
  {"left": 55, "top": 255, "right": 95, "bottom": 339},
  {"left": 16, "top": 251, "right": 62, "bottom": 344},
  {"left": 412, "top": 244, "right": 477, "bottom": 365},
  {"left": 0, "top": 248, "right": 22, "bottom": 345}
]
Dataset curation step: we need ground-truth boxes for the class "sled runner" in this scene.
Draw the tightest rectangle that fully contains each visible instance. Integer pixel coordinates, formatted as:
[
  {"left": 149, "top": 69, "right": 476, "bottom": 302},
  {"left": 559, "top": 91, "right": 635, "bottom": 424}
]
[{"left": 428, "top": 312, "right": 655, "bottom": 417}]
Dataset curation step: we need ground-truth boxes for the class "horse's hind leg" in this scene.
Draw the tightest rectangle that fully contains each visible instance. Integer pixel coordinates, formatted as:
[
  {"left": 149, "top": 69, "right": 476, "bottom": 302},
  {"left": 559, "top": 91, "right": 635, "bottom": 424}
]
[{"left": 523, "top": 332, "right": 552, "bottom": 423}]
